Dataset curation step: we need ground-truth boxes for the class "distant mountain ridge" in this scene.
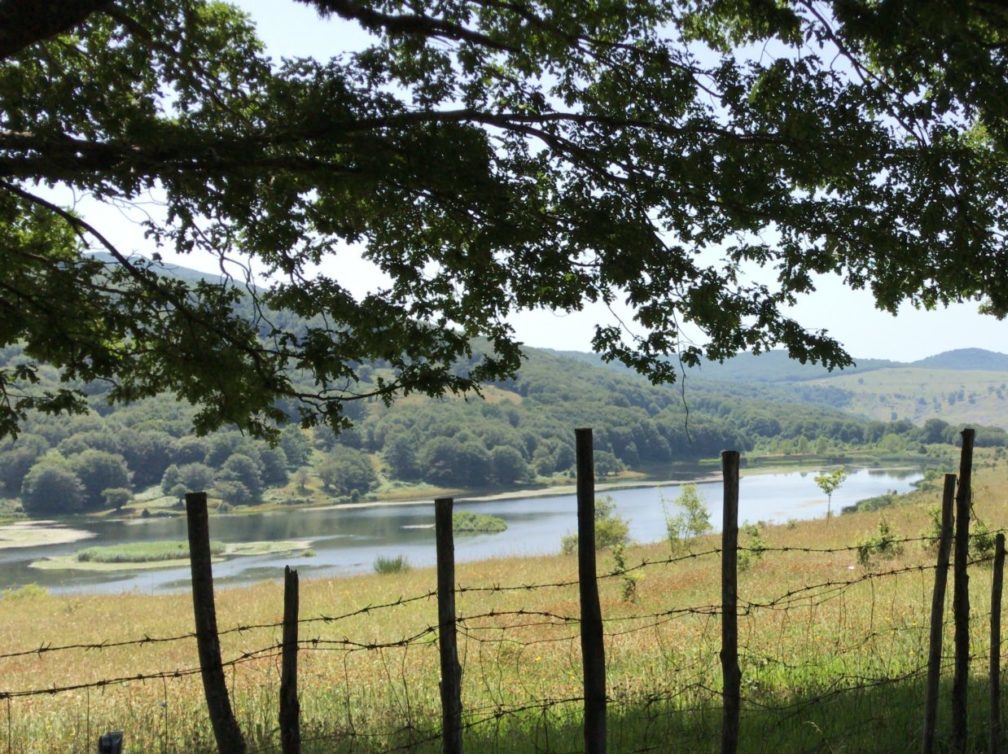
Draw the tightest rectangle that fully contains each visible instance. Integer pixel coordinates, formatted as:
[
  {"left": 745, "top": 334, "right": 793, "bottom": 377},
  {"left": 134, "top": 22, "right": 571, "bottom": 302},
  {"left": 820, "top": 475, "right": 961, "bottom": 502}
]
[
  {"left": 909, "top": 348, "right": 1008, "bottom": 372},
  {"left": 542, "top": 347, "right": 1008, "bottom": 384}
]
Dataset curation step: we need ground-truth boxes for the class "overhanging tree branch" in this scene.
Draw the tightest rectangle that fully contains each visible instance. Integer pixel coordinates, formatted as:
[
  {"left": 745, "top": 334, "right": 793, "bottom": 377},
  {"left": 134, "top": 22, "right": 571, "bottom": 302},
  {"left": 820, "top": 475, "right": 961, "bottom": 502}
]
[{"left": 0, "top": 0, "right": 112, "bottom": 59}]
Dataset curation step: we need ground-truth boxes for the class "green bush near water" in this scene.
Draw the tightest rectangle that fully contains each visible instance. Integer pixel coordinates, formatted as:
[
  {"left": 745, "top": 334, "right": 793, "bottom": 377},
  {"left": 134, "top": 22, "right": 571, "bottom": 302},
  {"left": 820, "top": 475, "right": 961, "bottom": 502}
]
[
  {"left": 373, "top": 554, "right": 411, "bottom": 574},
  {"left": 560, "top": 496, "right": 629, "bottom": 555},
  {"left": 76, "top": 540, "right": 226, "bottom": 563}
]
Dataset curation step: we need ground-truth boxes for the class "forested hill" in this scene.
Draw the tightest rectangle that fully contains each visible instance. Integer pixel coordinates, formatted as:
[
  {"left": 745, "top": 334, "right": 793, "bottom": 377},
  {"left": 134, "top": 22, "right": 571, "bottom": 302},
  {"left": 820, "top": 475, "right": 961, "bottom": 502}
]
[
  {"left": 550, "top": 346, "right": 1008, "bottom": 430},
  {"left": 2, "top": 258, "right": 1005, "bottom": 514},
  {"left": 909, "top": 349, "right": 1008, "bottom": 372},
  {"left": 4, "top": 339, "right": 1007, "bottom": 518}
]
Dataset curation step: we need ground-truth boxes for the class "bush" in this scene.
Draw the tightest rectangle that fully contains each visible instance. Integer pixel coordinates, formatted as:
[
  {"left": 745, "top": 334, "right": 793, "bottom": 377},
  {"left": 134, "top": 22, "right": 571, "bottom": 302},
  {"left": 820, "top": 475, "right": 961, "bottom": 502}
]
[
  {"left": 374, "top": 554, "right": 410, "bottom": 574},
  {"left": 561, "top": 496, "right": 629, "bottom": 555},
  {"left": 665, "top": 484, "right": 712, "bottom": 552},
  {"left": 857, "top": 515, "right": 904, "bottom": 568},
  {"left": 0, "top": 583, "right": 48, "bottom": 601},
  {"left": 738, "top": 524, "right": 767, "bottom": 572},
  {"left": 971, "top": 519, "right": 997, "bottom": 562}
]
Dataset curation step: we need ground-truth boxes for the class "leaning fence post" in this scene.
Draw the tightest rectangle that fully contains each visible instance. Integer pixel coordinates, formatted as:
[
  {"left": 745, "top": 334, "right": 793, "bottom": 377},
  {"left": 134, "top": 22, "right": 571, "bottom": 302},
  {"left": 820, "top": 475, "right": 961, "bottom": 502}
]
[
  {"left": 720, "top": 450, "right": 741, "bottom": 754},
  {"left": 952, "top": 428, "right": 975, "bottom": 754},
  {"left": 435, "top": 497, "right": 463, "bottom": 754},
  {"left": 576, "top": 427, "right": 606, "bottom": 754},
  {"left": 280, "top": 565, "right": 300, "bottom": 754},
  {"left": 185, "top": 492, "right": 246, "bottom": 754},
  {"left": 991, "top": 533, "right": 1006, "bottom": 754},
  {"left": 922, "top": 474, "right": 956, "bottom": 754}
]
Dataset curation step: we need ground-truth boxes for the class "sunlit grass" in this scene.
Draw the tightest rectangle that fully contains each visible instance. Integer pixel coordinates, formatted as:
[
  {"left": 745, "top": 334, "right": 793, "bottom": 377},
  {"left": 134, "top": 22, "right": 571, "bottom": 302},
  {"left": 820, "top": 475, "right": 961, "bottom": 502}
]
[{"left": 0, "top": 452, "right": 1005, "bottom": 752}]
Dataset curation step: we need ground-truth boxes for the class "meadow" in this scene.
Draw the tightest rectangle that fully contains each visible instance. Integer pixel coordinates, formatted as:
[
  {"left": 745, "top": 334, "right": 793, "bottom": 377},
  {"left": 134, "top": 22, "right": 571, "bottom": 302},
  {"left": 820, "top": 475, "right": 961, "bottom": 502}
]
[
  {"left": 809, "top": 367, "right": 1008, "bottom": 429},
  {"left": 1, "top": 452, "right": 1006, "bottom": 753}
]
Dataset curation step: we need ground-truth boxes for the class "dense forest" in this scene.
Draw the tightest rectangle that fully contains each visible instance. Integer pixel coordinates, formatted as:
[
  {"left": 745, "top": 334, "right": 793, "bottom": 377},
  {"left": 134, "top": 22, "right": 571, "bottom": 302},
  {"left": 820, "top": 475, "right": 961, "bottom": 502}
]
[{"left": 2, "top": 341, "right": 1005, "bottom": 518}]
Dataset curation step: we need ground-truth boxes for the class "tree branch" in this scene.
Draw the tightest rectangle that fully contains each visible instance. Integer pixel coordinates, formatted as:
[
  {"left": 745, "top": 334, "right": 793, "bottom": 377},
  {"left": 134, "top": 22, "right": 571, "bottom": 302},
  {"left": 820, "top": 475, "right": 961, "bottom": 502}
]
[
  {"left": 0, "top": 0, "right": 112, "bottom": 59},
  {"left": 301, "top": 0, "right": 516, "bottom": 52}
]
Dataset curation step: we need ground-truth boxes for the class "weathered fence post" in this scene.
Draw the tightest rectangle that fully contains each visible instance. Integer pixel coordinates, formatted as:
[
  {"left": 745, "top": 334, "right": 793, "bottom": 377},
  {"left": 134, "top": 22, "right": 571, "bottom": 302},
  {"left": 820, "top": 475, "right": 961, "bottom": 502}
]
[
  {"left": 992, "top": 533, "right": 1006, "bottom": 754},
  {"left": 952, "top": 428, "right": 975, "bottom": 754},
  {"left": 922, "top": 474, "right": 956, "bottom": 754},
  {"left": 576, "top": 427, "right": 606, "bottom": 754},
  {"left": 435, "top": 497, "right": 463, "bottom": 754},
  {"left": 720, "top": 450, "right": 741, "bottom": 754},
  {"left": 280, "top": 565, "right": 300, "bottom": 754},
  {"left": 185, "top": 492, "right": 246, "bottom": 754}
]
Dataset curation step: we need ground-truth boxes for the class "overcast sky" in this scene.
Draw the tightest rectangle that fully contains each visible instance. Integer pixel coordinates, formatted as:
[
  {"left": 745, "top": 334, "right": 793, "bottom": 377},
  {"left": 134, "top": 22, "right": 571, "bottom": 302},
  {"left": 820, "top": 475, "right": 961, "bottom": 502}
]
[{"left": 91, "top": 0, "right": 1008, "bottom": 365}]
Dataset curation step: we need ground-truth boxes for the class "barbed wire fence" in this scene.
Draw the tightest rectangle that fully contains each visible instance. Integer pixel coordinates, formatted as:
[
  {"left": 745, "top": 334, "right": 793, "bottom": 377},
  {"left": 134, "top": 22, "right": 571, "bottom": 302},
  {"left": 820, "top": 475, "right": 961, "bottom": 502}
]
[{"left": 0, "top": 427, "right": 1003, "bottom": 754}]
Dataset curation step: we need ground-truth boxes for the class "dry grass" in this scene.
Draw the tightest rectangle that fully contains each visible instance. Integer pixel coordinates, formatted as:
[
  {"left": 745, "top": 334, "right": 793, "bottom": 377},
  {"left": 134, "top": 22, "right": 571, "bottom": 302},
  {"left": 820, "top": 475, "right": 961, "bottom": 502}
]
[{"left": 1, "top": 452, "right": 1006, "bottom": 752}]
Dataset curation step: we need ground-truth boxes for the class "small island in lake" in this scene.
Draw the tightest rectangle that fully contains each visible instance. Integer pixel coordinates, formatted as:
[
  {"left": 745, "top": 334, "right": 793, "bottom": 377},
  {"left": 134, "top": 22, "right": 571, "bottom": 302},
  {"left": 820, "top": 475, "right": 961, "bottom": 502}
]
[{"left": 453, "top": 511, "right": 508, "bottom": 533}]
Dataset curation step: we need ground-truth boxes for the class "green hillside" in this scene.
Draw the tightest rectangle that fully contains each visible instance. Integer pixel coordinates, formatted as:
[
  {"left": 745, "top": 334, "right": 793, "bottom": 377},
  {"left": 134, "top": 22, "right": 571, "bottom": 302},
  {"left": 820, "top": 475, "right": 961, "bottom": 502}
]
[
  {"left": 2, "top": 257, "right": 1005, "bottom": 516},
  {"left": 807, "top": 367, "right": 1008, "bottom": 429},
  {"left": 547, "top": 347, "right": 899, "bottom": 383},
  {"left": 909, "top": 348, "right": 1008, "bottom": 372},
  {"left": 3, "top": 340, "right": 977, "bottom": 520}
]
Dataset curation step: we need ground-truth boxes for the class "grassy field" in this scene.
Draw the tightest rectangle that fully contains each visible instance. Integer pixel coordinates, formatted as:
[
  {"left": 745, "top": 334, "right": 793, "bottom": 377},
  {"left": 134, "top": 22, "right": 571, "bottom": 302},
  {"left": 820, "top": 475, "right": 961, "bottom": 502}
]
[{"left": 1, "top": 452, "right": 1007, "bottom": 752}]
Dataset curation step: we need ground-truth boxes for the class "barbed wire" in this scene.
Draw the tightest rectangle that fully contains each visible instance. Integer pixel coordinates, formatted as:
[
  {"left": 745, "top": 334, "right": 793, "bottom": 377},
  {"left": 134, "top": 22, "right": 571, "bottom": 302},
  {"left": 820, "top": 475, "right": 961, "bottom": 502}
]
[{"left": 2, "top": 524, "right": 1003, "bottom": 753}]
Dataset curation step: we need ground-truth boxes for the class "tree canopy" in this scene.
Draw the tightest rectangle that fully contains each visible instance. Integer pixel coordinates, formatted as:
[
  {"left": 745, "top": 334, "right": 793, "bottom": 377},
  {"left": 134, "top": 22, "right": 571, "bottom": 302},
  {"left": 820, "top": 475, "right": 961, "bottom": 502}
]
[{"left": 2, "top": 0, "right": 1006, "bottom": 439}]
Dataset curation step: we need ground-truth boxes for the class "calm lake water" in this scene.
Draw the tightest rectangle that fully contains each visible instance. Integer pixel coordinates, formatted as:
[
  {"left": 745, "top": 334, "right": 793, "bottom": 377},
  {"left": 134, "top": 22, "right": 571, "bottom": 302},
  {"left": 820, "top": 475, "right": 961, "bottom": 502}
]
[{"left": 0, "top": 467, "right": 922, "bottom": 595}]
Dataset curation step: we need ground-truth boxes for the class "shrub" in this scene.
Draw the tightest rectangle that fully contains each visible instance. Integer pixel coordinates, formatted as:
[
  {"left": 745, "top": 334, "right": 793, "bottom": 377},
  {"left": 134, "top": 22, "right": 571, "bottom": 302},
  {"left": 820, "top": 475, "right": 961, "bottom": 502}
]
[
  {"left": 561, "top": 496, "right": 629, "bottom": 555},
  {"left": 374, "top": 554, "right": 410, "bottom": 574},
  {"left": 971, "top": 518, "right": 997, "bottom": 562},
  {"left": 0, "top": 583, "right": 48, "bottom": 601},
  {"left": 665, "top": 484, "right": 712, "bottom": 552},
  {"left": 857, "top": 515, "right": 904, "bottom": 568},
  {"left": 611, "top": 542, "right": 641, "bottom": 603},
  {"left": 738, "top": 523, "right": 767, "bottom": 572}
]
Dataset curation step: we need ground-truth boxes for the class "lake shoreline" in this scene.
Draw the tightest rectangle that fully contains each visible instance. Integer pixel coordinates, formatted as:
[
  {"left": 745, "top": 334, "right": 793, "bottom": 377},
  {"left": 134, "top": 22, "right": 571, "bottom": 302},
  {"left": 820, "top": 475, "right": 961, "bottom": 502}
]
[
  {"left": 301, "top": 461, "right": 922, "bottom": 514},
  {"left": 0, "top": 460, "right": 923, "bottom": 553}
]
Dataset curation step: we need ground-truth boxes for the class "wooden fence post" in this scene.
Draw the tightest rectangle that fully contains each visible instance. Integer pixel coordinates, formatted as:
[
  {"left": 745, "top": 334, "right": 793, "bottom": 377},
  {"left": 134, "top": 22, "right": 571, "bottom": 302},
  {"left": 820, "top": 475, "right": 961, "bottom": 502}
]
[
  {"left": 576, "top": 427, "right": 606, "bottom": 754},
  {"left": 952, "top": 428, "right": 975, "bottom": 754},
  {"left": 435, "top": 497, "right": 463, "bottom": 754},
  {"left": 280, "top": 565, "right": 300, "bottom": 754},
  {"left": 922, "top": 474, "right": 956, "bottom": 754},
  {"left": 185, "top": 492, "right": 246, "bottom": 754},
  {"left": 720, "top": 451, "right": 741, "bottom": 754},
  {"left": 992, "top": 533, "right": 1006, "bottom": 754}
]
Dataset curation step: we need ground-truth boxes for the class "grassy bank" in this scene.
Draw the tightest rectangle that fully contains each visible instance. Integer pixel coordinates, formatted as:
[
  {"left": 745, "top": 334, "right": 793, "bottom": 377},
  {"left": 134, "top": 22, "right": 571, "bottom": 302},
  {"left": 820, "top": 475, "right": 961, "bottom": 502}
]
[
  {"left": 0, "top": 452, "right": 1005, "bottom": 752},
  {"left": 30, "top": 539, "right": 314, "bottom": 572}
]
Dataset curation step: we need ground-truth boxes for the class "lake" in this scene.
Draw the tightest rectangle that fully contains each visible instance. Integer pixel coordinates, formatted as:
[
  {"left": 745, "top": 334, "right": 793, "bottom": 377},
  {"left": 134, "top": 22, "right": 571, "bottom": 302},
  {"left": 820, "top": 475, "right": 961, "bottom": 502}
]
[{"left": 0, "top": 466, "right": 922, "bottom": 595}]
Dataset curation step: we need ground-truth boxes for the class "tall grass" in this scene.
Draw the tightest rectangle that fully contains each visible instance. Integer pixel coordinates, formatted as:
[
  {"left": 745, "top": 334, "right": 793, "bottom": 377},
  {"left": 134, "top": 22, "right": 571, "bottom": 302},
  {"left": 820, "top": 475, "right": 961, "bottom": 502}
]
[{"left": 0, "top": 453, "right": 1004, "bottom": 753}]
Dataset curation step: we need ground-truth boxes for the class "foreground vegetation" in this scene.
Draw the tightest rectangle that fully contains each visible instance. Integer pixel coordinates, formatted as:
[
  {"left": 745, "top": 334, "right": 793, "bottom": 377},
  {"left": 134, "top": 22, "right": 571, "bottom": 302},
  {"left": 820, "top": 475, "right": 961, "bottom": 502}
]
[{"left": 1, "top": 452, "right": 1006, "bottom": 752}]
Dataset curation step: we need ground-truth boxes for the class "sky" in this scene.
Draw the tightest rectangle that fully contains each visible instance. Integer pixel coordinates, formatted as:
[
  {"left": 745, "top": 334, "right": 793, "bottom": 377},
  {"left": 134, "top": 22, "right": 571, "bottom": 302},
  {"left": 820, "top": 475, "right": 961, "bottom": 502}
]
[{"left": 81, "top": 0, "right": 1008, "bottom": 365}]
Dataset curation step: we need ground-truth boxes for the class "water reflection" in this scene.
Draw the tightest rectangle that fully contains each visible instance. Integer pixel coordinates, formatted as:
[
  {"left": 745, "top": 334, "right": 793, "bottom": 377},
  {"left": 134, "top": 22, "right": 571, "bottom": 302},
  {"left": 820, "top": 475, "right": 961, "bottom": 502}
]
[{"left": 0, "top": 467, "right": 923, "bottom": 595}]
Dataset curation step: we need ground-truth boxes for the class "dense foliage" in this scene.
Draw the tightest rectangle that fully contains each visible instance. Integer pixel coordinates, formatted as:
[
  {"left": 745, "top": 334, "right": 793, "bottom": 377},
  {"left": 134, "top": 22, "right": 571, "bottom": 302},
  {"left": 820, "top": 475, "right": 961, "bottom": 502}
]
[
  {"left": 2, "top": 0, "right": 1008, "bottom": 442},
  {"left": 5, "top": 342, "right": 1004, "bottom": 516}
]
